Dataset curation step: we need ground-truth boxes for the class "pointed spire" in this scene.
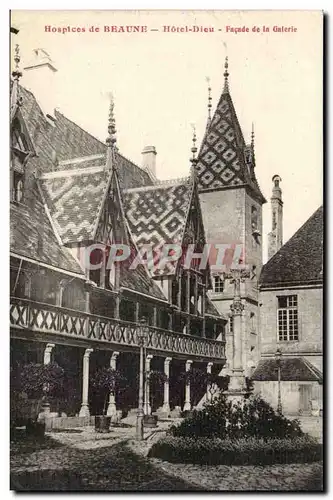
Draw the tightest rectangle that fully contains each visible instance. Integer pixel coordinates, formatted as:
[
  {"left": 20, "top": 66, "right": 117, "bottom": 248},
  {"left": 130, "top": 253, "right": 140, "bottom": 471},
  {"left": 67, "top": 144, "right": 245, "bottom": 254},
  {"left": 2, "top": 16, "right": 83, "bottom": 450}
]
[
  {"left": 223, "top": 56, "right": 229, "bottom": 94},
  {"left": 206, "top": 76, "right": 212, "bottom": 129},
  {"left": 106, "top": 92, "right": 117, "bottom": 150},
  {"left": 190, "top": 124, "right": 198, "bottom": 183}
]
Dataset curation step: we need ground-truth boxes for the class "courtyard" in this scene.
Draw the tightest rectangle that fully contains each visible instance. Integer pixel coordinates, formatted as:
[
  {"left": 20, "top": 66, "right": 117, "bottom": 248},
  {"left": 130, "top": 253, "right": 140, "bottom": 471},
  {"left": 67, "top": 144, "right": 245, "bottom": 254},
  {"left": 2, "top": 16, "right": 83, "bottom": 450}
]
[{"left": 11, "top": 416, "right": 323, "bottom": 492}]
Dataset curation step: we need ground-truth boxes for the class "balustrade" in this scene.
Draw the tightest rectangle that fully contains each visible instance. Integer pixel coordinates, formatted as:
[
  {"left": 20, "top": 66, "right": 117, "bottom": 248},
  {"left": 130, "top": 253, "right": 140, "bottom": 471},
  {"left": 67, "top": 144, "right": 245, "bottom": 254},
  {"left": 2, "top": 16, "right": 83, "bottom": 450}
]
[{"left": 10, "top": 297, "right": 225, "bottom": 361}]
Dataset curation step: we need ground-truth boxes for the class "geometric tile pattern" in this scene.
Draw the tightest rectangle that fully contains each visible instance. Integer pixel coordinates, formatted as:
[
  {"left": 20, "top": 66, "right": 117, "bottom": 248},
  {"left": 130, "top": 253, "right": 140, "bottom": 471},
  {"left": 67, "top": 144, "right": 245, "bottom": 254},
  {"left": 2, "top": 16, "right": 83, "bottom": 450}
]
[
  {"left": 10, "top": 192, "right": 84, "bottom": 275},
  {"left": 123, "top": 180, "right": 193, "bottom": 275},
  {"left": 196, "top": 90, "right": 264, "bottom": 202},
  {"left": 39, "top": 165, "right": 108, "bottom": 244}
]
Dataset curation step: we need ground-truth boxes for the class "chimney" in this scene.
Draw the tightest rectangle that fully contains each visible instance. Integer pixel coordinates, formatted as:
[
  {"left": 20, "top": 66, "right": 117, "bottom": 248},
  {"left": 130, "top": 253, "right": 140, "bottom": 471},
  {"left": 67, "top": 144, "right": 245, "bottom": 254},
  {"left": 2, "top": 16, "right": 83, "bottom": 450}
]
[
  {"left": 267, "top": 175, "right": 283, "bottom": 260},
  {"left": 22, "top": 48, "right": 58, "bottom": 122},
  {"left": 142, "top": 146, "right": 157, "bottom": 179}
]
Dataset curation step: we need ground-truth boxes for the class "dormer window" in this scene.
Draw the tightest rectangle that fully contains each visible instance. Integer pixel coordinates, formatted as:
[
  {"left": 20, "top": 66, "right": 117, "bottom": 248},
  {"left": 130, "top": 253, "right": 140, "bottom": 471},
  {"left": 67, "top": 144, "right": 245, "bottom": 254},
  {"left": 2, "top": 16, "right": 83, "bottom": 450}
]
[
  {"left": 12, "top": 172, "right": 24, "bottom": 203},
  {"left": 10, "top": 117, "right": 33, "bottom": 204},
  {"left": 213, "top": 275, "right": 224, "bottom": 293}
]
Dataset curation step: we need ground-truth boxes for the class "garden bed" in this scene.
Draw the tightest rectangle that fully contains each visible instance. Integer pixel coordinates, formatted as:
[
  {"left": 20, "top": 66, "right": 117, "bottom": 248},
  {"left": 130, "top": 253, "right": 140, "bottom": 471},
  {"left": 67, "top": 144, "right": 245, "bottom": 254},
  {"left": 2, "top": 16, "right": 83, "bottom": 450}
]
[{"left": 148, "top": 436, "right": 323, "bottom": 466}]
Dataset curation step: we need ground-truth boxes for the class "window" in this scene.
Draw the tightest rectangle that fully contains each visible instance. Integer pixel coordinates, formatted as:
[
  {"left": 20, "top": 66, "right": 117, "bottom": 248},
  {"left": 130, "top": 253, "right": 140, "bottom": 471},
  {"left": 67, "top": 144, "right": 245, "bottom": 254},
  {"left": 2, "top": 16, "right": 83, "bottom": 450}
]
[
  {"left": 229, "top": 316, "right": 234, "bottom": 334},
  {"left": 213, "top": 275, "right": 224, "bottom": 293},
  {"left": 12, "top": 171, "right": 24, "bottom": 203},
  {"left": 277, "top": 295, "right": 299, "bottom": 341},
  {"left": 251, "top": 206, "right": 258, "bottom": 231}
]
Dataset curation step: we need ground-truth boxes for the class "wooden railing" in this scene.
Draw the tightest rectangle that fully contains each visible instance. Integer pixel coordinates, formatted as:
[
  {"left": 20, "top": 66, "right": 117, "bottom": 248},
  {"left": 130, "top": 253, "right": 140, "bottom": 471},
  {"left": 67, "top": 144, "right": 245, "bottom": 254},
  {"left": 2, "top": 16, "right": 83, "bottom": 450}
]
[{"left": 10, "top": 297, "right": 226, "bottom": 361}]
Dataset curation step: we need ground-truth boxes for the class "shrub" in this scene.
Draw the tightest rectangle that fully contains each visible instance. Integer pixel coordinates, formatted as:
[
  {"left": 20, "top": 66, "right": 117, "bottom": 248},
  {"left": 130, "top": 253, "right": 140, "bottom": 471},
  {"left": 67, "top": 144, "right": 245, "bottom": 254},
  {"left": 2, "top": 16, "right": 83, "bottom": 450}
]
[
  {"left": 169, "top": 394, "right": 303, "bottom": 440},
  {"left": 13, "top": 362, "right": 65, "bottom": 399},
  {"left": 148, "top": 435, "right": 322, "bottom": 465}
]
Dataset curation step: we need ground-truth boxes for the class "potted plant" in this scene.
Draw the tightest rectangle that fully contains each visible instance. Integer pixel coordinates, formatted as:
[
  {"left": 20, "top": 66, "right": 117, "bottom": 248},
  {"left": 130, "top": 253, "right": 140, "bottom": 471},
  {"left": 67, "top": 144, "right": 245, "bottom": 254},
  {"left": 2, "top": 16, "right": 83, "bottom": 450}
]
[
  {"left": 144, "top": 370, "right": 168, "bottom": 427},
  {"left": 178, "top": 367, "right": 207, "bottom": 417},
  {"left": 11, "top": 362, "right": 65, "bottom": 437},
  {"left": 91, "top": 367, "right": 126, "bottom": 433}
]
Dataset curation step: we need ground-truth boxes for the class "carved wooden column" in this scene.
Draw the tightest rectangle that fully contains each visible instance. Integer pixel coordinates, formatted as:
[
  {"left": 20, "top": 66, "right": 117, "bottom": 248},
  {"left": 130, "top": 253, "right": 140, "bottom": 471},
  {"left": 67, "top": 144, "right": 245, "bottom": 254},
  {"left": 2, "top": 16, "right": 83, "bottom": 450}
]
[
  {"left": 202, "top": 279, "right": 206, "bottom": 338},
  {"left": 178, "top": 269, "right": 182, "bottom": 309},
  {"left": 79, "top": 348, "right": 93, "bottom": 417},
  {"left": 84, "top": 278, "right": 92, "bottom": 338},
  {"left": 194, "top": 272, "right": 198, "bottom": 314},
  {"left": 186, "top": 270, "right": 191, "bottom": 334},
  {"left": 135, "top": 302, "right": 140, "bottom": 323},
  {"left": 183, "top": 359, "right": 193, "bottom": 411},
  {"left": 57, "top": 278, "right": 70, "bottom": 307},
  {"left": 107, "top": 351, "right": 119, "bottom": 418},
  {"left": 144, "top": 354, "right": 153, "bottom": 415},
  {"left": 23, "top": 269, "right": 34, "bottom": 298},
  {"left": 152, "top": 306, "right": 157, "bottom": 327},
  {"left": 168, "top": 310, "right": 173, "bottom": 331}
]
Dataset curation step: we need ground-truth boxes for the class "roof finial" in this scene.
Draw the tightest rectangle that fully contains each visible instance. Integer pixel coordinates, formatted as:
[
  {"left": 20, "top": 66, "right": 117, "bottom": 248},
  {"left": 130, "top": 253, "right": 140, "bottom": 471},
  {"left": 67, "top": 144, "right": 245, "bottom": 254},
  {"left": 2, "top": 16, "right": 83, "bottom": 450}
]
[
  {"left": 11, "top": 44, "right": 23, "bottom": 116},
  {"left": 206, "top": 76, "right": 212, "bottom": 127},
  {"left": 106, "top": 92, "right": 117, "bottom": 149},
  {"left": 251, "top": 122, "right": 255, "bottom": 149},
  {"left": 12, "top": 44, "right": 22, "bottom": 82},
  {"left": 190, "top": 124, "right": 197, "bottom": 165},
  {"left": 223, "top": 56, "right": 229, "bottom": 93}
]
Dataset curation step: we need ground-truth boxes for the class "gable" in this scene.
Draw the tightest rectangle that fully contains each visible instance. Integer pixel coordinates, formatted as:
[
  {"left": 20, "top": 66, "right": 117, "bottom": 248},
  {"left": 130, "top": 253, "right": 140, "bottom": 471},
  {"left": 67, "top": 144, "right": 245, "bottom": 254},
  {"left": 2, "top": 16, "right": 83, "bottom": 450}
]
[{"left": 260, "top": 206, "right": 323, "bottom": 287}]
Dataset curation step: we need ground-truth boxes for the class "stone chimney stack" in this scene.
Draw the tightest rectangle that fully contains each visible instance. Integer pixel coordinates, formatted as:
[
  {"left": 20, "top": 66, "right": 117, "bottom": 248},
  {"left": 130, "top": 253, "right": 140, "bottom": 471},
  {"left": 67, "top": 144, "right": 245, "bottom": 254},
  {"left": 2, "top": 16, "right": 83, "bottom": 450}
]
[
  {"left": 22, "top": 48, "right": 58, "bottom": 122},
  {"left": 267, "top": 175, "right": 283, "bottom": 260},
  {"left": 142, "top": 146, "right": 157, "bottom": 179}
]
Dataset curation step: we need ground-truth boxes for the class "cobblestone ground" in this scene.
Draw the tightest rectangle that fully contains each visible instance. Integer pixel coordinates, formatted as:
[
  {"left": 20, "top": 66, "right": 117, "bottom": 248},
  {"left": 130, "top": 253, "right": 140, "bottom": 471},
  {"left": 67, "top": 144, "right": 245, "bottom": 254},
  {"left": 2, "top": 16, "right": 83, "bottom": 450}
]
[
  {"left": 11, "top": 426, "right": 323, "bottom": 492},
  {"left": 128, "top": 440, "right": 323, "bottom": 492},
  {"left": 10, "top": 429, "right": 200, "bottom": 491}
]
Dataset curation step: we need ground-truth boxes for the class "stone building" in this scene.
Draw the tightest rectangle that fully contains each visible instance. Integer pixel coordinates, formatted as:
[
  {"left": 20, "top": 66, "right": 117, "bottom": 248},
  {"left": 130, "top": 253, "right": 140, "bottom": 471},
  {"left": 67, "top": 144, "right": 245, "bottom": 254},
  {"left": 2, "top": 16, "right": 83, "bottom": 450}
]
[
  {"left": 195, "top": 58, "right": 266, "bottom": 379},
  {"left": 10, "top": 44, "right": 227, "bottom": 423},
  {"left": 253, "top": 204, "right": 323, "bottom": 415},
  {"left": 10, "top": 33, "right": 323, "bottom": 421}
]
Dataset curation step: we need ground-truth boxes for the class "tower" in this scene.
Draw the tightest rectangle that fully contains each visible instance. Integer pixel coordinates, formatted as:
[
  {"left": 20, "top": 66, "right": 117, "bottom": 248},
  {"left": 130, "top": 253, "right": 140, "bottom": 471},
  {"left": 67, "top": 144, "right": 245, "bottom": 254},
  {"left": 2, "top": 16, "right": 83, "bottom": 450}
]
[
  {"left": 196, "top": 58, "right": 266, "bottom": 376},
  {"left": 267, "top": 175, "right": 283, "bottom": 260}
]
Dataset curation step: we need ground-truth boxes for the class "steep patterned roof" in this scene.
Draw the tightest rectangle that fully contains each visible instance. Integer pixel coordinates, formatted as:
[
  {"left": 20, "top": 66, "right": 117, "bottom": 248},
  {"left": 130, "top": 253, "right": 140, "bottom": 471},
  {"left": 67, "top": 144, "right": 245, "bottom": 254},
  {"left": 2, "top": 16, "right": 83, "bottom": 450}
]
[
  {"left": 252, "top": 357, "right": 322, "bottom": 382},
  {"left": 123, "top": 179, "right": 193, "bottom": 275},
  {"left": 260, "top": 206, "right": 323, "bottom": 288},
  {"left": 10, "top": 193, "right": 84, "bottom": 276},
  {"left": 18, "top": 84, "right": 152, "bottom": 189},
  {"left": 196, "top": 68, "right": 265, "bottom": 203},
  {"left": 39, "top": 165, "right": 108, "bottom": 245}
]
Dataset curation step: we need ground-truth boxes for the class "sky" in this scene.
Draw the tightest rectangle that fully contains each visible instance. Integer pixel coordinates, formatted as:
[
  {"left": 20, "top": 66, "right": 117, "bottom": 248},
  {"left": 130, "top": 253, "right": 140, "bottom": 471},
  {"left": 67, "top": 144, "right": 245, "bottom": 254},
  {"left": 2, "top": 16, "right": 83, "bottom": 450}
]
[{"left": 11, "top": 10, "right": 323, "bottom": 263}]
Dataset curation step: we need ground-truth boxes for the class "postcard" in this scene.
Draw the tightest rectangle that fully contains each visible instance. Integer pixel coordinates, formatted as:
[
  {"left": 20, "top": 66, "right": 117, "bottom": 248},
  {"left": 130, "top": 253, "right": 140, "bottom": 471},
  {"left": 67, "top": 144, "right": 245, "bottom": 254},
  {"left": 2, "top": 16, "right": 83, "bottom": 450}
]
[{"left": 10, "top": 10, "right": 323, "bottom": 492}]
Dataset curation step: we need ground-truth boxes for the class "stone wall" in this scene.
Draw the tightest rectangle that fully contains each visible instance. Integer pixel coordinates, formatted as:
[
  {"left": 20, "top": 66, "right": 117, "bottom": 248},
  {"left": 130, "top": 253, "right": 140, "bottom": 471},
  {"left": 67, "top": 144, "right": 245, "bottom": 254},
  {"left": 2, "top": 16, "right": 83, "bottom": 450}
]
[{"left": 259, "top": 286, "right": 322, "bottom": 369}]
